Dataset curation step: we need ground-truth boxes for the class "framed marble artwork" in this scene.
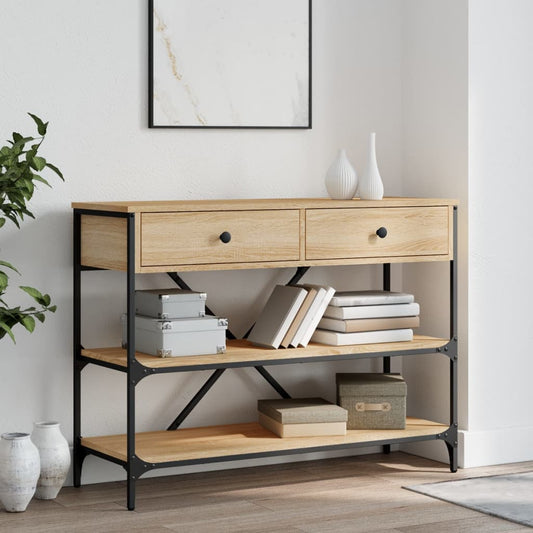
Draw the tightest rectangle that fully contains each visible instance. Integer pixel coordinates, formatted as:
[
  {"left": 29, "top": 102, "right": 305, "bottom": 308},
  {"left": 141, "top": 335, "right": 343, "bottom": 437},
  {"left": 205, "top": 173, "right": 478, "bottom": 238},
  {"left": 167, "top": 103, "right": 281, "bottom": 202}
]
[{"left": 149, "top": 0, "right": 311, "bottom": 128}]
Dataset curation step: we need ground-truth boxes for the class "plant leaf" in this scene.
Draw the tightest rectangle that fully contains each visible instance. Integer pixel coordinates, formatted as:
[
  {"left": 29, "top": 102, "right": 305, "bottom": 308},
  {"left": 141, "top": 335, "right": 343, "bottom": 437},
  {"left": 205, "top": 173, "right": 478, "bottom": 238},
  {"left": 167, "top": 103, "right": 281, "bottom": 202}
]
[
  {"left": 32, "top": 175, "right": 51, "bottom": 187},
  {"left": 0, "top": 260, "right": 20, "bottom": 274},
  {"left": 0, "top": 272, "right": 8, "bottom": 292},
  {"left": 0, "top": 321, "right": 15, "bottom": 343},
  {"left": 35, "top": 312, "right": 46, "bottom": 323},
  {"left": 20, "top": 315, "right": 35, "bottom": 333},
  {"left": 30, "top": 156, "right": 46, "bottom": 171},
  {"left": 45, "top": 162, "right": 64, "bottom": 180},
  {"left": 19, "top": 285, "right": 43, "bottom": 302},
  {"left": 28, "top": 113, "right": 47, "bottom": 136}
]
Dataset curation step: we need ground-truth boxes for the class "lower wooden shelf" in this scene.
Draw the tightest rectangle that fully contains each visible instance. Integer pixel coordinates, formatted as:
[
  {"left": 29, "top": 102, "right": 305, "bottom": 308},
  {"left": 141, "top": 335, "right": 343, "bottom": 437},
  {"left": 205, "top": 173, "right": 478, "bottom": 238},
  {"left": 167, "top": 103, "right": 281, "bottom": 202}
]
[{"left": 81, "top": 417, "right": 447, "bottom": 465}]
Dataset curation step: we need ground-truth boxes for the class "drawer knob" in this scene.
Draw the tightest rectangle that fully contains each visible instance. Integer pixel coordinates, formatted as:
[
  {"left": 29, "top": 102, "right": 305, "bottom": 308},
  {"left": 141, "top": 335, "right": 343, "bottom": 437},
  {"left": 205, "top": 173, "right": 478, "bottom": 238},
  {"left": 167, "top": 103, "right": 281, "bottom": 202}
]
[
  {"left": 376, "top": 227, "right": 388, "bottom": 239},
  {"left": 219, "top": 231, "right": 232, "bottom": 244}
]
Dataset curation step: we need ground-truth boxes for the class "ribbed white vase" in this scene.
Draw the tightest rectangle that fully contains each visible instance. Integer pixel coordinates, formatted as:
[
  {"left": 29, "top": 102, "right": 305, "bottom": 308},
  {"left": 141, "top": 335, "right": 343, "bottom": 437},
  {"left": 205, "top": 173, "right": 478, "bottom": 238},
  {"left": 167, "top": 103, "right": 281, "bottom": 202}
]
[
  {"left": 325, "top": 149, "right": 358, "bottom": 200},
  {"left": 31, "top": 422, "right": 71, "bottom": 500},
  {"left": 0, "top": 433, "right": 40, "bottom": 512},
  {"left": 359, "top": 133, "right": 384, "bottom": 200}
]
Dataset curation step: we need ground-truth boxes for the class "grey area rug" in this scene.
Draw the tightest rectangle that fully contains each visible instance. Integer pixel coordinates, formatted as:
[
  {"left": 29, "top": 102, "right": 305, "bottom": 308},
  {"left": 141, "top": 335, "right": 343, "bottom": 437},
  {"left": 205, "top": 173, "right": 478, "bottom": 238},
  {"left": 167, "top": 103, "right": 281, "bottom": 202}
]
[{"left": 405, "top": 472, "right": 533, "bottom": 528}]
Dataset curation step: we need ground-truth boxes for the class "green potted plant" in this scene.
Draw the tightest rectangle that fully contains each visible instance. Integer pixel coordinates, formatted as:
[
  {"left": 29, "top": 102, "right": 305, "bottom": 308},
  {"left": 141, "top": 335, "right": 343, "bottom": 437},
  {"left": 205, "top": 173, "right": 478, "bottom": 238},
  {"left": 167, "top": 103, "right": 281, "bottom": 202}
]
[
  {"left": 0, "top": 113, "right": 63, "bottom": 342},
  {"left": 0, "top": 113, "right": 64, "bottom": 512}
]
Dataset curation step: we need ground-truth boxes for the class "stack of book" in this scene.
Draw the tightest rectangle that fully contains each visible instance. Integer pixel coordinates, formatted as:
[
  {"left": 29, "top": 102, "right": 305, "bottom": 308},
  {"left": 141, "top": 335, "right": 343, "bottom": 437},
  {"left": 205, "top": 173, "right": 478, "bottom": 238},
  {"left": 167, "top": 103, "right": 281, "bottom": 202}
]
[
  {"left": 247, "top": 284, "right": 335, "bottom": 349},
  {"left": 311, "top": 291, "right": 419, "bottom": 346},
  {"left": 257, "top": 398, "right": 348, "bottom": 437}
]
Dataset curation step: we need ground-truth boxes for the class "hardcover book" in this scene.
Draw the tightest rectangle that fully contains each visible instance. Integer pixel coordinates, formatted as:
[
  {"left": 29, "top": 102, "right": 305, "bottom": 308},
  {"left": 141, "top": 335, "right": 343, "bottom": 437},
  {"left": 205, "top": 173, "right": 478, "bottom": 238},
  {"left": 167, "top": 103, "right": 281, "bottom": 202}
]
[
  {"left": 311, "top": 328, "right": 413, "bottom": 346},
  {"left": 329, "top": 290, "right": 415, "bottom": 307},
  {"left": 257, "top": 397, "right": 348, "bottom": 424},
  {"left": 294, "top": 284, "right": 335, "bottom": 347},
  {"left": 318, "top": 315, "right": 420, "bottom": 333},
  {"left": 288, "top": 286, "right": 326, "bottom": 347},
  {"left": 247, "top": 285, "right": 308, "bottom": 349},
  {"left": 323, "top": 302, "right": 420, "bottom": 320},
  {"left": 258, "top": 413, "right": 347, "bottom": 438},
  {"left": 280, "top": 287, "right": 318, "bottom": 348}
]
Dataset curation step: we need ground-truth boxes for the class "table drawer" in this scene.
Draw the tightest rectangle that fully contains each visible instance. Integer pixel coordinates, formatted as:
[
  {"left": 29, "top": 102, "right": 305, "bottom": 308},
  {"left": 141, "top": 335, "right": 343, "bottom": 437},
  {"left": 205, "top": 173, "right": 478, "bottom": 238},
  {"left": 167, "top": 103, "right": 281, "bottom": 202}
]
[
  {"left": 141, "top": 210, "right": 300, "bottom": 266},
  {"left": 305, "top": 206, "right": 450, "bottom": 260}
]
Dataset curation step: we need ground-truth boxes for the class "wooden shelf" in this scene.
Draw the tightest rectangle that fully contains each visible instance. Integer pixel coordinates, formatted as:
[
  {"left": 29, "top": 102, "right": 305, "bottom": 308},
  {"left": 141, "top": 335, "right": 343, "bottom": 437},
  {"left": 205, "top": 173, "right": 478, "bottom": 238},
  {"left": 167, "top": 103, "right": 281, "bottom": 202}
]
[
  {"left": 81, "top": 335, "right": 449, "bottom": 371},
  {"left": 81, "top": 417, "right": 447, "bottom": 464}
]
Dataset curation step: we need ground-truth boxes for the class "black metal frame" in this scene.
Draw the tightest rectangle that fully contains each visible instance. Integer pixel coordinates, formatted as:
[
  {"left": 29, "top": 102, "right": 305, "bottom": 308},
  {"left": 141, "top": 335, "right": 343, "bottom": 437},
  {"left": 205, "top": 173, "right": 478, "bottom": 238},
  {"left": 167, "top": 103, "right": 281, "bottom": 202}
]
[
  {"left": 148, "top": 0, "right": 312, "bottom": 129},
  {"left": 73, "top": 205, "right": 458, "bottom": 511}
]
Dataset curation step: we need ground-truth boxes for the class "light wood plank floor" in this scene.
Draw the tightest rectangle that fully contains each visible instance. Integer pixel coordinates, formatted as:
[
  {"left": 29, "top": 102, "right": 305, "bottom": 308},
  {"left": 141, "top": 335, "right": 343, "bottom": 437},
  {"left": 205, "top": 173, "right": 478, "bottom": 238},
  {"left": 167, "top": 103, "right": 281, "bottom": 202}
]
[{"left": 1, "top": 452, "right": 532, "bottom": 532}]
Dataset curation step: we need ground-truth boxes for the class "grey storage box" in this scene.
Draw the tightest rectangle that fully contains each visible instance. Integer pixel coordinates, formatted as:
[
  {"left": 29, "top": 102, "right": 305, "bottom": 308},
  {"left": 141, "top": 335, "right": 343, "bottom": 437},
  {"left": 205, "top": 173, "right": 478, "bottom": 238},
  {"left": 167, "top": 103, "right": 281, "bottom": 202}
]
[
  {"left": 336, "top": 373, "right": 407, "bottom": 429},
  {"left": 135, "top": 289, "right": 206, "bottom": 319},
  {"left": 125, "top": 315, "right": 227, "bottom": 357}
]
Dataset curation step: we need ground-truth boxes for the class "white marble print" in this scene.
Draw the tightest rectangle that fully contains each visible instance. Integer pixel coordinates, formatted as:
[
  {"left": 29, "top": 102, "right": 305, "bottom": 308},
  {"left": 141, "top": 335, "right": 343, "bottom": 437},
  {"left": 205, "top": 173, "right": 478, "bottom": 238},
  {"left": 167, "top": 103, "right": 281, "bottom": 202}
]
[{"left": 151, "top": 0, "right": 310, "bottom": 127}]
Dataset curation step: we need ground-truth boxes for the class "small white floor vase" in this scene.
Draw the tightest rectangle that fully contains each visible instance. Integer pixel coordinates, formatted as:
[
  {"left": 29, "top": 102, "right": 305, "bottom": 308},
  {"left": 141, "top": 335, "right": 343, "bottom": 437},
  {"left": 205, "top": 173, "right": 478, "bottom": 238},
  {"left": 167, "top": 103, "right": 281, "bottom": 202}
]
[
  {"left": 0, "top": 433, "right": 40, "bottom": 512},
  {"left": 31, "top": 422, "right": 70, "bottom": 500}
]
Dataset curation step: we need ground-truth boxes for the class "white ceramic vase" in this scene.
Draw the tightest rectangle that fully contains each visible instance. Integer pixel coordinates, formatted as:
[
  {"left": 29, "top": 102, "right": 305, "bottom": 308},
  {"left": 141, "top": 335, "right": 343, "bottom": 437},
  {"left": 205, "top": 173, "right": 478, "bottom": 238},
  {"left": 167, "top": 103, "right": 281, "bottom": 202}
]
[
  {"left": 0, "top": 433, "right": 40, "bottom": 512},
  {"left": 325, "top": 149, "right": 358, "bottom": 200},
  {"left": 358, "top": 132, "right": 384, "bottom": 200},
  {"left": 31, "top": 422, "right": 70, "bottom": 500}
]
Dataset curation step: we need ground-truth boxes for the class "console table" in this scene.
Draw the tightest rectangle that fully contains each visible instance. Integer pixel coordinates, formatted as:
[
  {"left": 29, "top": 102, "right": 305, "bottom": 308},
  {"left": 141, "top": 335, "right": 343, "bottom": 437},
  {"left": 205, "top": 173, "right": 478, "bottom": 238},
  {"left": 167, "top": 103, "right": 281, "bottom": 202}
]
[{"left": 72, "top": 197, "right": 458, "bottom": 510}]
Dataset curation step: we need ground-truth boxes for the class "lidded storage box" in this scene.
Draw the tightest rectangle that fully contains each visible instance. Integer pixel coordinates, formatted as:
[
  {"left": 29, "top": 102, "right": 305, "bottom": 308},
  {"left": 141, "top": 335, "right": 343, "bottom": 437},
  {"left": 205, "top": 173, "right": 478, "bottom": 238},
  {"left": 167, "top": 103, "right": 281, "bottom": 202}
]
[
  {"left": 135, "top": 289, "right": 206, "bottom": 319},
  {"left": 134, "top": 315, "right": 227, "bottom": 357},
  {"left": 336, "top": 373, "right": 407, "bottom": 429}
]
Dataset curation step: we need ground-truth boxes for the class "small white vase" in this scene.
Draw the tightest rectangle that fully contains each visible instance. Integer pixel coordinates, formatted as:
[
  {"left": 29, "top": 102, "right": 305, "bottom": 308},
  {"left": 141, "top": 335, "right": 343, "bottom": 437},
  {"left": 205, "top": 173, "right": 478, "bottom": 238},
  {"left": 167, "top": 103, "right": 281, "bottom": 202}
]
[
  {"left": 0, "top": 433, "right": 40, "bottom": 512},
  {"left": 359, "top": 132, "right": 384, "bottom": 200},
  {"left": 31, "top": 422, "right": 71, "bottom": 500},
  {"left": 325, "top": 149, "right": 358, "bottom": 200}
]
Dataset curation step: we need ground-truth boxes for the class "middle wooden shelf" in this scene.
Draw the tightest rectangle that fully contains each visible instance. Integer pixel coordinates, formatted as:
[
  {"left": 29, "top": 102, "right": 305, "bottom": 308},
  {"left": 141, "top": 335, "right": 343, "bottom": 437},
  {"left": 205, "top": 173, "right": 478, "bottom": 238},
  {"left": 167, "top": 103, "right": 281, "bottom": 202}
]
[{"left": 80, "top": 335, "right": 449, "bottom": 373}]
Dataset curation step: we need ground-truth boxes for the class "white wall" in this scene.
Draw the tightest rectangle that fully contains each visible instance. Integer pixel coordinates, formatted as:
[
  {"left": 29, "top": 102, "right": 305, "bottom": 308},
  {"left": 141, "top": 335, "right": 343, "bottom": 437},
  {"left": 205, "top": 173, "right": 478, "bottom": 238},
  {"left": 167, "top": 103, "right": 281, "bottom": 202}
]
[
  {"left": 0, "top": 0, "right": 405, "bottom": 483},
  {"left": 6, "top": 0, "right": 529, "bottom": 484},
  {"left": 465, "top": 0, "right": 533, "bottom": 466},
  {"left": 400, "top": 0, "right": 468, "bottom": 463}
]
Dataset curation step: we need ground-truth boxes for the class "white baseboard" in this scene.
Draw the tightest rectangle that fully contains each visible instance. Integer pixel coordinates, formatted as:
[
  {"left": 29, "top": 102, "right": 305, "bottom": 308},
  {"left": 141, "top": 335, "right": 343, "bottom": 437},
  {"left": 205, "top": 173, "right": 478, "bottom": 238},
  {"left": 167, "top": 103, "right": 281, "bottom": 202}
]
[{"left": 459, "top": 426, "right": 533, "bottom": 468}]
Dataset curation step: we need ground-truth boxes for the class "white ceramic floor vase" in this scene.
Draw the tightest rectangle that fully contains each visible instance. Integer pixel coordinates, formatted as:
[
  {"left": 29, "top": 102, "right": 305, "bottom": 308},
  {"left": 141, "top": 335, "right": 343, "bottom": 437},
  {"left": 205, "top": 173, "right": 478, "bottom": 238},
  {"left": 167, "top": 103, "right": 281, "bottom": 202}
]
[
  {"left": 31, "top": 422, "right": 71, "bottom": 500},
  {"left": 359, "top": 132, "right": 384, "bottom": 200},
  {"left": 0, "top": 433, "right": 40, "bottom": 512},
  {"left": 325, "top": 149, "right": 358, "bottom": 200}
]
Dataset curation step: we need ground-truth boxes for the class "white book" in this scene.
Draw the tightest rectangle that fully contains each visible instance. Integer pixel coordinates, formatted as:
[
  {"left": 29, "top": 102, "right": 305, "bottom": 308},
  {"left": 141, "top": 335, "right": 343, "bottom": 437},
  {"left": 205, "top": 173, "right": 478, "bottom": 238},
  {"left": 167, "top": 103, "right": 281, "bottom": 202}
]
[
  {"left": 329, "top": 290, "right": 415, "bottom": 307},
  {"left": 297, "top": 284, "right": 336, "bottom": 347},
  {"left": 311, "top": 328, "right": 414, "bottom": 346},
  {"left": 323, "top": 302, "right": 420, "bottom": 320},
  {"left": 318, "top": 315, "right": 420, "bottom": 333},
  {"left": 248, "top": 285, "right": 308, "bottom": 349}
]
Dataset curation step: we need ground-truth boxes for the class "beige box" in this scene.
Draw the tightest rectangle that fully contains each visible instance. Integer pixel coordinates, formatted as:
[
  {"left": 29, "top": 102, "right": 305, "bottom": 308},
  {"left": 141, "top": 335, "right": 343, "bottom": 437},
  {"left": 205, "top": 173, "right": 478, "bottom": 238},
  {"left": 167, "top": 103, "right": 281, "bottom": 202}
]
[{"left": 336, "top": 373, "right": 407, "bottom": 429}]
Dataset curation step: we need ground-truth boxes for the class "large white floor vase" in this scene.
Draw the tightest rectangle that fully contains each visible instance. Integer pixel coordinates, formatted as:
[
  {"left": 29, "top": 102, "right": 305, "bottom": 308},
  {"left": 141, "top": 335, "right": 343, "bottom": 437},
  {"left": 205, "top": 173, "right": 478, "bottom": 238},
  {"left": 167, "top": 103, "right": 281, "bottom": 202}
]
[
  {"left": 0, "top": 432, "right": 40, "bottom": 512},
  {"left": 358, "top": 132, "right": 384, "bottom": 200},
  {"left": 31, "top": 421, "right": 71, "bottom": 500},
  {"left": 325, "top": 149, "right": 358, "bottom": 200}
]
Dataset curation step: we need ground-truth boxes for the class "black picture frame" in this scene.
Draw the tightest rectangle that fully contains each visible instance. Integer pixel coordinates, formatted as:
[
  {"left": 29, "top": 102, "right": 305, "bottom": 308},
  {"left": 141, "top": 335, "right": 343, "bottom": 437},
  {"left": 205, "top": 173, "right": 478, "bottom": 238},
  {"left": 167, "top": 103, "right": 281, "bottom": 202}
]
[{"left": 148, "top": 0, "right": 312, "bottom": 129}]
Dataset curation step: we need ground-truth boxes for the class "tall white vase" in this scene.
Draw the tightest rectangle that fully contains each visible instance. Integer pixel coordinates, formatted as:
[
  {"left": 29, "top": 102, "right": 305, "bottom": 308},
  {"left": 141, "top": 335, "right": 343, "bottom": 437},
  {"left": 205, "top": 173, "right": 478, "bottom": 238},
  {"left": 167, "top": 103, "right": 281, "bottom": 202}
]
[
  {"left": 31, "top": 422, "right": 71, "bottom": 500},
  {"left": 325, "top": 149, "right": 358, "bottom": 200},
  {"left": 0, "top": 433, "right": 40, "bottom": 512},
  {"left": 359, "top": 132, "right": 384, "bottom": 200}
]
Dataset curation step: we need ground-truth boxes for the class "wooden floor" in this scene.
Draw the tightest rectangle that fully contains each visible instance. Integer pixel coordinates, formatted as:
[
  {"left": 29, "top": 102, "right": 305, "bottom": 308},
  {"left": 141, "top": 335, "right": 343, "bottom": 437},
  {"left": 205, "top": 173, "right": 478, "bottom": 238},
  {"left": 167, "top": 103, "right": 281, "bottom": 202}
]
[{"left": 1, "top": 452, "right": 532, "bottom": 532}]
